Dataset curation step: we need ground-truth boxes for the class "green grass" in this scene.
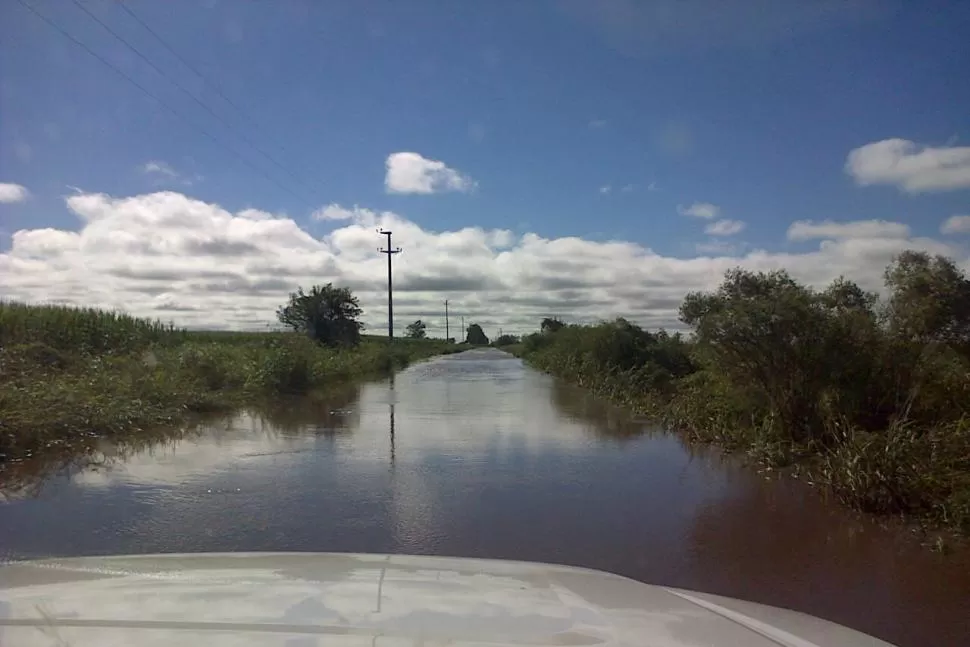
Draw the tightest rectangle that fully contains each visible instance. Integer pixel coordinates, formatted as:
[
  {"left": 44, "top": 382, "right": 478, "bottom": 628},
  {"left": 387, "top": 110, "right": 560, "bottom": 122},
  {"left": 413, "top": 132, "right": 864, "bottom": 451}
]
[{"left": 0, "top": 302, "right": 461, "bottom": 462}]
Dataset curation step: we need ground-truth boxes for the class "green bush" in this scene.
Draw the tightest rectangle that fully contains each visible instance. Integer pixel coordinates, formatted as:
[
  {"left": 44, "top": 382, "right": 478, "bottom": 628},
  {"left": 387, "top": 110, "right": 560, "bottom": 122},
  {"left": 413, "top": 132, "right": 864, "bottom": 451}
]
[
  {"left": 175, "top": 343, "right": 248, "bottom": 391},
  {"left": 515, "top": 250, "right": 970, "bottom": 534},
  {"left": 248, "top": 337, "right": 315, "bottom": 393}
]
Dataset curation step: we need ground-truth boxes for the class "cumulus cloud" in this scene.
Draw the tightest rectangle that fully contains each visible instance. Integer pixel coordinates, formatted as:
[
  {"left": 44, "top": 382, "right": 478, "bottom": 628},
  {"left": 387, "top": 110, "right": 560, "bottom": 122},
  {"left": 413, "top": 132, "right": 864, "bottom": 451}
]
[
  {"left": 0, "top": 191, "right": 963, "bottom": 334},
  {"left": 941, "top": 215, "right": 970, "bottom": 235},
  {"left": 0, "top": 182, "right": 30, "bottom": 203},
  {"left": 704, "top": 219, "right": 745, "bottom": 236},
  {"left": 845, "top": 139, "right": 970, "bottom": 193},
  {"left": 384, "top": 152, "right": 476, "bottom": 194},
  {"left": 599, "top": 185, "right": 612, "bottom": 194},
  {"left": 787, "top": 219, "right": 911, "bottom": 241},
  {"left": 678, "top": 202, "right": 719, "bottom": 219}
]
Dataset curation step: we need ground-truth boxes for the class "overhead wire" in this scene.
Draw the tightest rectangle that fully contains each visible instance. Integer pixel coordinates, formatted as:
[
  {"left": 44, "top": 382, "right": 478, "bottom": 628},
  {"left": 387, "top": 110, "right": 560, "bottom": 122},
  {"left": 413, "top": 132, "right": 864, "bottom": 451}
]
[
  {"left": 68, "top": 0, "right": 323, "bottom": 202},
  {"left": 13, "top": 0, "right": 313, "bottom": 205},
  {"left": 116, "top": 2, "right": 260, "bottom": 131}
]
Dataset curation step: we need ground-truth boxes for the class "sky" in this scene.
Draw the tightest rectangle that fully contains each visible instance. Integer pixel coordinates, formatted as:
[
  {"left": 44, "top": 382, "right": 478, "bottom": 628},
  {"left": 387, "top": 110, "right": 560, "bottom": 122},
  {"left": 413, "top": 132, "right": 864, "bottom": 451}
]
[{"left": 1, "top": 0, "right": 969, "bottom": 336}]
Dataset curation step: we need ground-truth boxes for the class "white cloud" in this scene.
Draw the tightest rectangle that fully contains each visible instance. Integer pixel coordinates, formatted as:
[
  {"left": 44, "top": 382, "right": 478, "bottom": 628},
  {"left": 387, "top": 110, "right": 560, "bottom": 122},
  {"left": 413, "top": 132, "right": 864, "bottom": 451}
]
[
  {"left": 941, "top": 214, "right": 970, "bottom": 235},
  {"left": 599, "top": 185, "right": 612, "bottom": 195},
  {"left": 620, "top": 184, "right": 635, "bottom": 193},
  {"left": 0, "top": 191, "right": 963, "bottom": 334},
  {"left": 312, "top": 204, "right": 359, "bottom": 221},
  {"left": 704, "top": 219, "right": 745, "bottom": 236},
  {"left": 142, "top": 161, "right": 179, "bottom": 178},
  {"left": 787, "top": 219, "right": 911, "bottom": 241},
  {"left": 695, "top": 240, "right": 742, "bottom": 256},
  {"left": 384, "top": 152, "right": 476, "bottom": 195},
  {"left": 589, "top": 119, "right": 607, "bottom": 129},
  {"left": 141, "top": 160, "right": 203, "bottom": 187},
  {"left": 0, "top": 183, "right": 30, "bottom": 203},
  {"left": 677, "top": 202, "right": 719, "bottom": 219},
  {"left": 647, "top": 182, "right": 659, "bottom": 192},
  {"left": 845, "top": 138, "right": 970, "bottom": 193}
]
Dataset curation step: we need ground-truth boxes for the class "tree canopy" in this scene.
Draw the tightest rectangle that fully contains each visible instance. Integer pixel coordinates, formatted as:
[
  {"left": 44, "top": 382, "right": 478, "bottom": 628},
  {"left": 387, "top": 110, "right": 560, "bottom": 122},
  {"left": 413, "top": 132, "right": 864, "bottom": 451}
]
[
  {"left": 276, "top": 283, "right": 363, "bottom": 346},
  {"left": 405, "top": 320, "right": 427, "bottom": 339},
  {"left": 884, "top": 250, "right": 970, "bottom": 346},
  {"left": 465, "top": 323, "right": 489, "bottom": 345},
  {"left": 541, "top": 317, "right": 565, "bottom": 334}
]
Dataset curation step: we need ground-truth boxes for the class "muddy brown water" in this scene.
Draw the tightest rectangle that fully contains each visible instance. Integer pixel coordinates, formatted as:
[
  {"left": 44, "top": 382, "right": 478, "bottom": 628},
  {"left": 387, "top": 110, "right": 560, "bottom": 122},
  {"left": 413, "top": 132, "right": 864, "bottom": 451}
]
[{"left": 1, "top": 348, "right": 968, "bottom": 646}]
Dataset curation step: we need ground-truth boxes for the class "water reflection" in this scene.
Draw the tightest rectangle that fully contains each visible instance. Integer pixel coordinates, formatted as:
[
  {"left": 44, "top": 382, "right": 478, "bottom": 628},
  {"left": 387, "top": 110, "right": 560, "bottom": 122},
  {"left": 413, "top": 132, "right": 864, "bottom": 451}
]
[
  {"left": 389, "top": 372, "right": 396, "bottom": 468},
  {"left": 0, "top": 425, "right": 196, "bottom": 503},
  {"left": 0, "top": 348, "right": 968, "bottom": 646},
  {"left": 233, "top": 381, "right": 362, "bottom": 437},
  {"left": 550, "top": 378, "right": 651, "bottom": 441}
]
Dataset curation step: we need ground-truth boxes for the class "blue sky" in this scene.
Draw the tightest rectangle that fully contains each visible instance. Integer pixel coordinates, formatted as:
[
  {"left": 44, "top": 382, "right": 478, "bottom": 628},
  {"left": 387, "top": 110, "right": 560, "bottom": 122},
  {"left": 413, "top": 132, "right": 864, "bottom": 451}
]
[{"left": 1, "top": 0, "right": 969, "bottom": 333}]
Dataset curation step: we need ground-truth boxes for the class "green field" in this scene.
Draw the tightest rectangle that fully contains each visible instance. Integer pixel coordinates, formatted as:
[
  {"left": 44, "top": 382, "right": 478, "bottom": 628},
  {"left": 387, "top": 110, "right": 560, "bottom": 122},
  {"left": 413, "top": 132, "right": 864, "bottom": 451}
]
[{"left": 0, "top": 302, "right": 460, "bottom": 461}]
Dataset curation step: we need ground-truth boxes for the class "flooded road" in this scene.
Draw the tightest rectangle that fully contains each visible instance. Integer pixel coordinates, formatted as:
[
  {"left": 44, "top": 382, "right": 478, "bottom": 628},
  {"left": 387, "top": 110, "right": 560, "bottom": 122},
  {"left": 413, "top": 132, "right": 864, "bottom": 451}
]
[{"left": 2, "top": 348, "right": 968, "bottom": 646}]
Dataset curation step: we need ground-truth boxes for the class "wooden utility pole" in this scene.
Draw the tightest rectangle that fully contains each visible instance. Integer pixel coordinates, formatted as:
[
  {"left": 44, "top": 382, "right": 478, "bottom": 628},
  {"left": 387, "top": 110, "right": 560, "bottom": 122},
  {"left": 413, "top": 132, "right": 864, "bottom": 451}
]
[
  {"left": 444, "top": 299, "right": 450, "bottom": 341},
  {"left": 379, "top": 229, "right": 402, "bottom": 340}
]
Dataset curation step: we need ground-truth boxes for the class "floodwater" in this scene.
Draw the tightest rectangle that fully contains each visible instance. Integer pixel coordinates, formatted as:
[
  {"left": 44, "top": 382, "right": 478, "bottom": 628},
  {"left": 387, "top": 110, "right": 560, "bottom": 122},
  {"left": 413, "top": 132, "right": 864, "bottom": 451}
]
[{"left": 1, "top": 348, "right": 968, "bottom": 646}]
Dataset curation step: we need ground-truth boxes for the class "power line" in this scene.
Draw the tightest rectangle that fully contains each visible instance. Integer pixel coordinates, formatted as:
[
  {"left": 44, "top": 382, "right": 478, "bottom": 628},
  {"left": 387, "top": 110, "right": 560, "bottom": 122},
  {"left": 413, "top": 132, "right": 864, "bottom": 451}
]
[
  {"left": 15, "top": 0, "right": 310, "bottom": 203},
  {"left": 68, "top": 0, "right": 321, "bottom": 201},
  {"left": 118, "top": 2, "right": 317, "bottom": 198},
  {"left": 116, "top": 2, "right": 256, "bottom": 129}
]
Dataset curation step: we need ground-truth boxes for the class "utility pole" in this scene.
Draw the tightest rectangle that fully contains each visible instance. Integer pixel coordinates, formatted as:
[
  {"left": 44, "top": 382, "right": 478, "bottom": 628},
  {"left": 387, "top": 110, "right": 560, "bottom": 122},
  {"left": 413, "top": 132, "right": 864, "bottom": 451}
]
[
  {"left": 444, "top": 299, "right": 450, "bottom": 341},
  {"left": 379, "top": 229, "right": 402, "bottom": 340}
]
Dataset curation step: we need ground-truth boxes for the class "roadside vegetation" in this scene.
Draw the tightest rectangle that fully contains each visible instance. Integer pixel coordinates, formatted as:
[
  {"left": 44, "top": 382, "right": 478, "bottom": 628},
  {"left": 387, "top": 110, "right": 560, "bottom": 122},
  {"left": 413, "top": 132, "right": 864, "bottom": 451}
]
[
  {"left": 491, "top": 333, "right": 521, "bottom": 348},
  {"left": 0, "top": 284, "right": 460, "bottom": 462},
  {"left": 516, "top": 251, "right": 970, "bottom": 537}
]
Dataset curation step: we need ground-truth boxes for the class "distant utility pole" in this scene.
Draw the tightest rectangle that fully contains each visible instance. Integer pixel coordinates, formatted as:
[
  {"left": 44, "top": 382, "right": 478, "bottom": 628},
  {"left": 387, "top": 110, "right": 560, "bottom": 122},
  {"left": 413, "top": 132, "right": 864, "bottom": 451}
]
[
  {"left": 379, "top": 229, "right": 402, "bottom": 340},
  {"left": 461, "top": 315, "right": 465, "bottom": 338},
  {"left": 444, "top": 299, "right": 450, "bottom": 341}
]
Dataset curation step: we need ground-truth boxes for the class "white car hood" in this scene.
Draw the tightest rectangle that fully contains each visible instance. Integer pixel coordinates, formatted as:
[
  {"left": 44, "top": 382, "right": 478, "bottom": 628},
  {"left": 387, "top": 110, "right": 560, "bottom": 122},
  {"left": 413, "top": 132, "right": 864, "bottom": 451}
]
[{"left": 0, "top": 552, "right": 894, "bottom": 646}]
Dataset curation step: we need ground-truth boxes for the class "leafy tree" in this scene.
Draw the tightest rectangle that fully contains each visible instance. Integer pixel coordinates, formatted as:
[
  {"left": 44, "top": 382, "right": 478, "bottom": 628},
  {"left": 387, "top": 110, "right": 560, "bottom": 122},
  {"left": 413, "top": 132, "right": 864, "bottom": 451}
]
[
  {"left": 680, "top": 268, "right": 835, "bottom": 441},
  {"left": 276, "top": 283, "right": 363, "bottom": 346},
  {"left": 541, "top": 317, "right": 565, "bottom": 334},
  {"left": 819, "top": 276, "right": 878, "bottom": 313},
  {"left": 884, "top": 251, "right": 970, "bottom": 346},
  {"left": 465, "top": 323, "right": 489, "bottom": 345},
  {"left": 405, "top": 320, "right": 427, "bottom": 339}
]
